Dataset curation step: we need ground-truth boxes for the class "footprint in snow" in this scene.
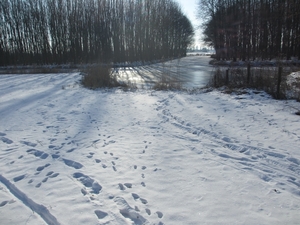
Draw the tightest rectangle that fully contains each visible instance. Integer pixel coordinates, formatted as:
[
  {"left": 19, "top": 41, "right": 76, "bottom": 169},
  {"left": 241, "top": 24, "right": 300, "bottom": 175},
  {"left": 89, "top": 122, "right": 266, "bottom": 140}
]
[
  {"left": 47, "top": 171, "right": 59, "bottom": 178},
  {"left": 145, "top": 208, "right": 151, "bottom": 215},
  {"left": 73, "top": 172, "right": 102, "bottom": 194},
  {"left": 132, "top": 193, "right": 139, "bottom": 200},
  {"left": 156, "top": 211, "right": 164, "bottom": 218},
  {"left": 114, "top": 197, "right": 147, "bottom": 224},
  {"left": 1, "top": 137, "right": 13, "bottom": 144},
  {"left": 20, "top": 141, "right": 37, "bottom": 147},
  {"left": 119, "top": 183, "right": 125, "bottom": 191},
  {"left": 51, "top": 154, "right": 60, "bottom": 159},
  {"left": 131, "top": 193, "right": 148, "bottom": 204},
  {"left": 62, "top": 158, "right": 83, "bottom": 169},
  {"left": 124, "top": 183, "right": 132, "bottom": 188},
  {"left": 140, "top": 198, "right": 148, "bottom": 204},
  {"left": 95, "top": 210, "right": 108, "bottom": 219},
  {"left": 36, "top": 163, "right": 50, "bottom": 172},
  {"left": 13, "top": 174, "right": 26, "bottom": 182},
  {"left": 66, "top": 148, "right": 76, "bottom": 153},
  {"left": 87, "top": 152, "right": 94, "bottom": 158},
  {"left": 27, "top": 149, "right": 49, "bottom": 159},
  {"left": 0, "top": 200, "right": 16, "bottom": 208},
  {"left": 0, "top": 201, "right": 8, "bottom": 207}
]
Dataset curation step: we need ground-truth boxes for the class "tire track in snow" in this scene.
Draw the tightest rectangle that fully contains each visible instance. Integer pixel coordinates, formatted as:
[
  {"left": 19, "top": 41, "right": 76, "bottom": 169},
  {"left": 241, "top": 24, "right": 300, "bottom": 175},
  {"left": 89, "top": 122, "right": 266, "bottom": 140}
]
[
  {"left": 0, "top": 174, "right": 60, "bottom": 225},
  {"left": 156, "top": 93, "right": 300, "bottom": 195}
]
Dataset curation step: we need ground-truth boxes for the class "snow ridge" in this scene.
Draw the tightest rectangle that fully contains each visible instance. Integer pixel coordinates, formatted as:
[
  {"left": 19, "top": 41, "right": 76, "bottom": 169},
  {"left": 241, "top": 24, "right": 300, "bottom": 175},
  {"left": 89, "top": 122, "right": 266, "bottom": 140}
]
[{"left": 0, "top": 174, "right": 60, "bottom": 225}]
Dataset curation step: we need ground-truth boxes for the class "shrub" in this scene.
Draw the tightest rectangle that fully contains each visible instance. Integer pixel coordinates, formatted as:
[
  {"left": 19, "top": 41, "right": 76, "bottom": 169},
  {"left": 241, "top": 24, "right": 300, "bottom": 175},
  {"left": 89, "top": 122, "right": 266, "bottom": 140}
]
[{"left": 81, "top": 65, "right": 120, "bottom": 89}]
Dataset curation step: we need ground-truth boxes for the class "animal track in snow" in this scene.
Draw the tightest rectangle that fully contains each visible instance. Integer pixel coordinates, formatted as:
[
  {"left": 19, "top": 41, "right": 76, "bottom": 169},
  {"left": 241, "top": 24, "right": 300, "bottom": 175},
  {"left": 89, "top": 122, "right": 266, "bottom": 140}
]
[
  {"left": 95, "top": 159, "right": 101, "bottom": 163},
  {"left": 73, "top": 172, "right": 102, "bottom": 194}
]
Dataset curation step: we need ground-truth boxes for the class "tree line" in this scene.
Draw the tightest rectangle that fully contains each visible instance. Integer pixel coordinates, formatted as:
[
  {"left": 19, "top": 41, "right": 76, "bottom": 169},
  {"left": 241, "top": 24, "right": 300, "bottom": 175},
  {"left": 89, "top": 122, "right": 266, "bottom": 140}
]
[
  {"left": 0, "top": 0, "right": 194, "bottom": 66},
  {"left": 198, "top": 0, "right": 300, "bottom": 61}
]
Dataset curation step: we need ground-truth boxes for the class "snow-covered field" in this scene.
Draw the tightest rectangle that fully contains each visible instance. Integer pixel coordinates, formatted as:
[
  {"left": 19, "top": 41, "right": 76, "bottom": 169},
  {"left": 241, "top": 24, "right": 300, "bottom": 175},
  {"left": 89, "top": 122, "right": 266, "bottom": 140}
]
[{"left": 0, "top": 71, "right": 300, "bottom": 225}]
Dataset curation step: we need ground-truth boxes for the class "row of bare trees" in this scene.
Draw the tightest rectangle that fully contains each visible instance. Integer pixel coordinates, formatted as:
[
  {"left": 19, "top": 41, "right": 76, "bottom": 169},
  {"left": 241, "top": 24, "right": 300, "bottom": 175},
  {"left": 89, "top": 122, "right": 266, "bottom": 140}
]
[
  {"left": 198, "top": 0, "right": 300, "bottom": 61},
  {"left": 0, "top": 0, "right": 194, "bottom": 66}
]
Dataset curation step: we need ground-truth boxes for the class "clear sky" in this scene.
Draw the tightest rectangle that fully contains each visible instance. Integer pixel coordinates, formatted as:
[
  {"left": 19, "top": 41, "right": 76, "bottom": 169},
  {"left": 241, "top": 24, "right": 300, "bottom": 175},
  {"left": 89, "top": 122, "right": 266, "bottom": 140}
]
[{"left": 175, "top": 0, "right": 203, "bottom": 48}]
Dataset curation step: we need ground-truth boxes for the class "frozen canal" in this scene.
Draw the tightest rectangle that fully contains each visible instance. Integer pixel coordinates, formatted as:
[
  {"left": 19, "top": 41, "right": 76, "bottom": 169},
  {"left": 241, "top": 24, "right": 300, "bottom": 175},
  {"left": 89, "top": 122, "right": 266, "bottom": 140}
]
[{"left": 114, "top": 56, "right": 213, "bottom": 88}]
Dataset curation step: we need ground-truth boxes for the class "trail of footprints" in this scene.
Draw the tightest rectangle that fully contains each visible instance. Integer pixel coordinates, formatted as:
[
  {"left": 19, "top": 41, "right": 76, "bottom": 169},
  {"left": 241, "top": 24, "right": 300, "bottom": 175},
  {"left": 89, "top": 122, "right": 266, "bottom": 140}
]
[
  {"left": 81, "top": 139, "right": 163, "bottom": 223},
  {"left": 3, "top": 132, "right": 163, "bottom": 223},
  {"left": 114, "top": 140, "right": 164, "bottom": 223}
]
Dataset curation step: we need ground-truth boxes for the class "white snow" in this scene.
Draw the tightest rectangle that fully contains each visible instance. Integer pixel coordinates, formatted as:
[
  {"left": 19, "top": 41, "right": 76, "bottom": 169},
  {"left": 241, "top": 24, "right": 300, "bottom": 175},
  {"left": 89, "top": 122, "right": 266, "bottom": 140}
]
[{"left": 0, "top": 69, "right": 300, "bottom": 225}]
